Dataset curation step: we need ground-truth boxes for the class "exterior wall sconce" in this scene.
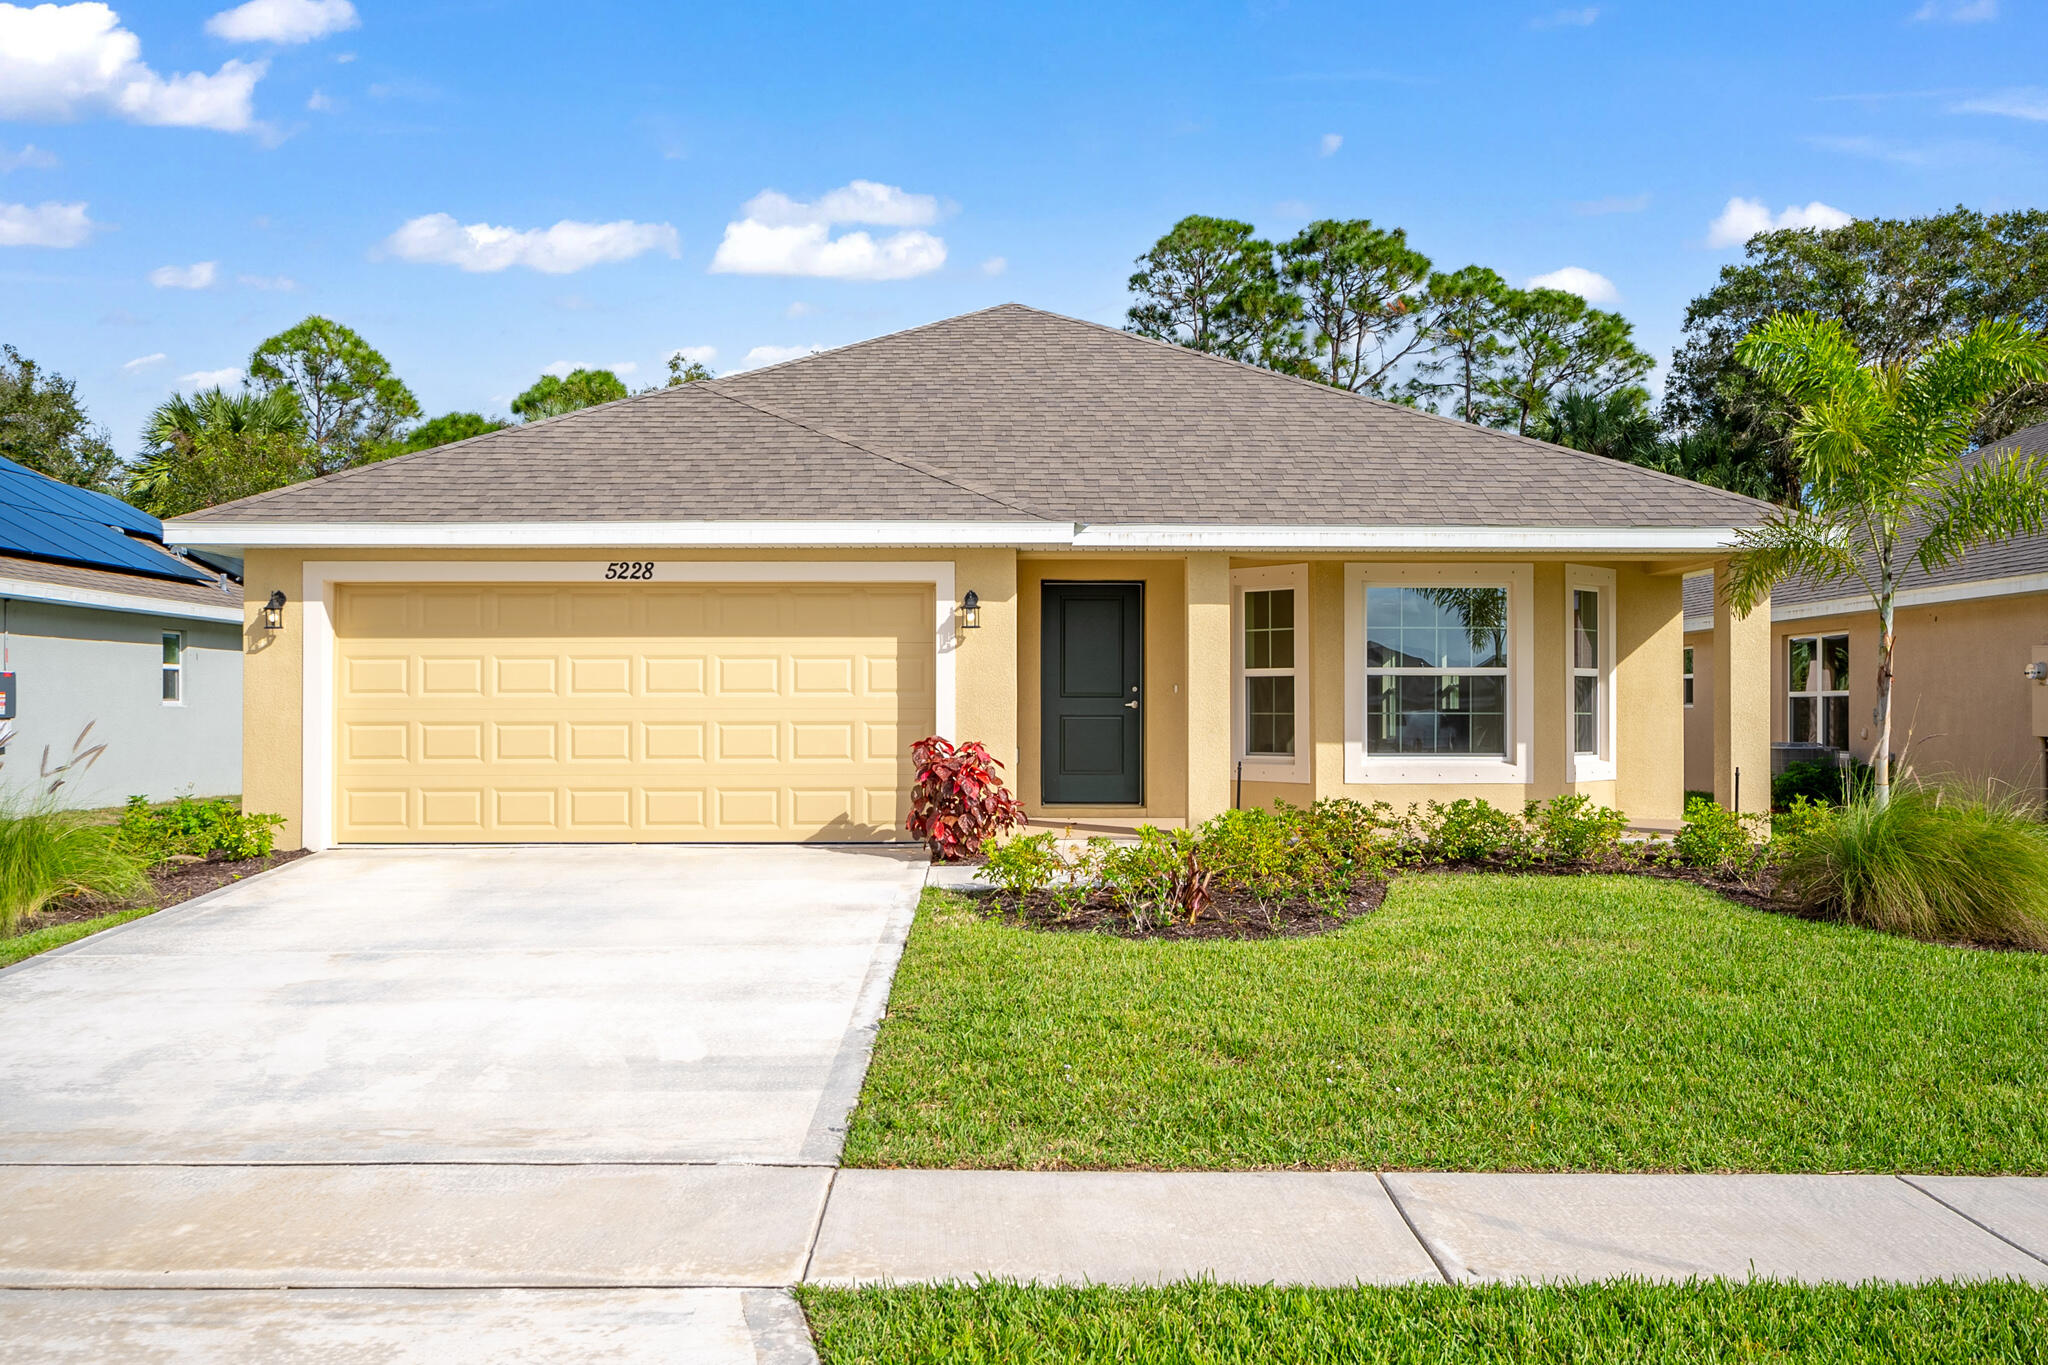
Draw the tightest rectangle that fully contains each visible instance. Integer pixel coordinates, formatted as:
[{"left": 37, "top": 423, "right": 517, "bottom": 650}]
[
  {"left": 959, "top": 590, "right": 981, "bottom": 630},
  {"left": 263, "top": 589, "right": 287, "bottom": 632}
]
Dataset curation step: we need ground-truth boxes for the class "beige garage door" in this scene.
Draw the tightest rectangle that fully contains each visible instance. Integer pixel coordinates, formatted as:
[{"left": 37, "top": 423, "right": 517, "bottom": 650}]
[{"left": 332, "top": 581, "right": 934, "bottom": 842}]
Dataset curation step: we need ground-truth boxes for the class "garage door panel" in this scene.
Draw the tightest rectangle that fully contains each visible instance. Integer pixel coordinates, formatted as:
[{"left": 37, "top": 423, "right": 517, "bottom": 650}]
[{"left": 333, "top": 581, "right": 932, "bottom": 842}]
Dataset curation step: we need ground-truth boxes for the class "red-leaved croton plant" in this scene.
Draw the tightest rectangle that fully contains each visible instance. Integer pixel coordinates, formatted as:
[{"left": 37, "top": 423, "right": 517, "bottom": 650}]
[{"left": 906, "top": 736, "right": 1024, "bottom": 862}]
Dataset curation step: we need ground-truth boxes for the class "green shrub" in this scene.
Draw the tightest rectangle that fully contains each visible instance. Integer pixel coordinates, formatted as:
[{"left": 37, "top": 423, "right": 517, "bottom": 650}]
[
  {"left": 1673, "top": 796, "right": 1767, "bottom": 875},
  {"left": 0, "top": 802, "right": 150, "bottom": 938},
  {"left": 1096, "top": 826, "right": 1206, "bottom": 927},
  {"left": 982, "top": 831, "right": 1066, "bottom": 902},
  {"left": 1416, "top": 798, "right": 1535, "bottom": 866},
  {"left": 1526, "top": 794, "right": 1628, "bottom": 862},
  {"left": 1776, "top": 789, "right": 2048, "bottom": 949},
  {"left": 1296, "top": 798, "right": 1400, "bottom": 878},
  {"left": 1773, "top": 757, "right": 1872, "bottom": 809},
  {"left": 1770, "top": 794, "right": 1836, "bottom": 854},
  {"left": 115, "top": 795, "right": 284, "bottom": 864}
]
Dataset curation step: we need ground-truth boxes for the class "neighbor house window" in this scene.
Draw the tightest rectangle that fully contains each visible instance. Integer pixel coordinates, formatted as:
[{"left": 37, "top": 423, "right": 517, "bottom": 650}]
[
  {"left": 1683, "top": 647, "right": 1695, "bottom": 707},
  {"left": 1364, "top": 585, "right": 1508, "bottom": 756},
  {"left": 161, "top": 631, "right": 184, "bottom": 704},
  {"left": 1572, "top": 588, "right": 1602, "bottom": 755},
  {"left": 1788, "top": 633, "right": 1849, "bottom": 748},
  {"left": 1232, "top": 564, "right": 1310, "bottom": 782}
]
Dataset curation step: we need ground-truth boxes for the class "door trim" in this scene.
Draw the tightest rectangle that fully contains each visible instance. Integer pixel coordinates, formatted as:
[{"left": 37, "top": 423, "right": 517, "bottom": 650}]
[
  {"left": 1039, "top": 580, "right": 1144, "bottom": 806},
  {"left": 300, "top": 559, "right": 956, "bottom": 851}
]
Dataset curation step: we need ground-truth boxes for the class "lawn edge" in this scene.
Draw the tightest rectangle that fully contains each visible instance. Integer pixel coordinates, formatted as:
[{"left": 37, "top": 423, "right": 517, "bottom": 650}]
[{"left": 0, "top": 852, "right": 321, "bottom": 979}]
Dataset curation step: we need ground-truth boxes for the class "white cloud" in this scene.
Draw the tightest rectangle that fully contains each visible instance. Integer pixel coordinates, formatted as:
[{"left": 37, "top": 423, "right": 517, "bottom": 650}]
[
  {"left": 740, "top": 344, "right": 822, "bottom": 369},
  {"left": 206, "top": 0, "right": 358, "bottom": 43},
  {"left": 0, "top": 199, "right": 92, "bottom": 246},
  {"left": 149, "top": 260, "right": 218, "bottom": 289},
  {"left": 1530, "top": 6, "right": 1598, "bottom": 27},
  {"left": 121, "top": 351, "right": 165, "bottom": 370},
  {"left": 1953, "top": 87, "right": 2048, "bottom": 120},
  {"left": 0, "top": 3, "right": 267, "bottom": 132},
  {"left": 784, "top": 300, "right": 813, "bottom": 318},
  {"left": 305, "top": 88, "right": 334, "bottom": 112},
  {"left": 1572, "top": 192, "right": 1650, "bottom": 215},
  {"left": 980, "top": 255, "right": 1007, "bottom": 276},
  {"left": 1913, "top": 0, "right": 1996, "bottom": 21},
  {"left": 1706, "top": 196, "right": 1852, "bottom": 248},
  {"left": 237, "top": 271, "right": 295, "bottom": 289},
  {"left": 667, "top": 345, "right": 716, "bottom": 365},
  {"left": 1318, "top": 132, "right": 1343, "bottom": 156},
  {"left": 382, "top": 212, "right": 680, "bottom": 274},
  {"left": 178, "top": 366, "right": 243, "bottom": 388},
  {"left": 1526, "top": 266, "right": 1619, "bottom": 304},
  {"left": 0, "top": 142, "right": 58, "bottom": 171},
  {"left": 710, "top": 179, "right": 948, "bottom": 281}
]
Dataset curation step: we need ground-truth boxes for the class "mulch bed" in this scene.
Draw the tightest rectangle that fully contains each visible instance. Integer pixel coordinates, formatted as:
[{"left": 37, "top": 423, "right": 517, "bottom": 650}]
[
  {"left": 964, "top": 880, "right": 1389, "bottom": 941},
  {"left": 30, "top": 848, "right": 312, "bottom": 929}
]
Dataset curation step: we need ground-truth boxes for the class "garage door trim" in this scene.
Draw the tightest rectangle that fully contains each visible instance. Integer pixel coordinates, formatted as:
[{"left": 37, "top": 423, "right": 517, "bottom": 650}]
[{"left": 300, "top": 559, "right": 957, "bottom": 850}]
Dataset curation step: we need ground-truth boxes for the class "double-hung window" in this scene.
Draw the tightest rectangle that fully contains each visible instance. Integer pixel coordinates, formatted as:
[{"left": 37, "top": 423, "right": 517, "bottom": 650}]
[
  {"left": 1563, "top": 566, "right": 1616, "bottom": 780},
  {"left": 1363, "top": 586, "right": 1509, "bottom": 757},
  {"left": 161, "top": 631, "right": 184, "bottom": 705},
  {"left": 1572, "top": 589, "right": 1602, "bottom": 755},
  {"left": 1683, "top": 647, "right": 1695, "bottom": 707},
  {"left": 1788, "top": 633, "right": 1849, "bottom": 748},
  {"left": 1232, "top": 564, "right": 1309, "bottom": 782}
]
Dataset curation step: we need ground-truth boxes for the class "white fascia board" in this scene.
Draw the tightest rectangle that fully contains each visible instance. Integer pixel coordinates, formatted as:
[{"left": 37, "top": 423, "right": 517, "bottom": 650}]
[
  {"left": 0, "top": 575, "right": 242, "bottom": 623},
  {"left": 1770, "top": 571, "right": 2048, "bottom": 623},
  {"left": 1071, "top": 524, "right": 1752, "bottom": 553},
  {"left": 162, "top": 520, "right": 1077, "bottom": 550}
]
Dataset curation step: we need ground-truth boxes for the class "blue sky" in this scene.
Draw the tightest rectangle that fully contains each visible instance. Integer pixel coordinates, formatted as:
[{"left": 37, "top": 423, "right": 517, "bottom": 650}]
[{"left": 4, "top": 0, "right": 2046, "bottom": 455}]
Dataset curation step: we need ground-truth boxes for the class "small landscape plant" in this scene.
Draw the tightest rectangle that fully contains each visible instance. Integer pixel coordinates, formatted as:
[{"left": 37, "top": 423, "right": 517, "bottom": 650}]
[
  {"left": 115, "top": 794, "right": 284, "bottom": 864},
  {"left": 1415, "top": 798, "right": 1537, "bottom": 866},
  {"left": 905, "top": 736, "right": 1024, "bottom": 862},
  {"left": 1775, "top": 788, "right": 2048, "bottom": 949},
  {"left": 1526, "top": 793, "right": 1628, "bottom": 862},
  {"left": 1094, "top": 826, "right": 1211, "bottom": 928},
  {"left": 981, "top": 831, "right": 1067, "bottom": 901},
  {"left": 1672, "top": 795, "right": 1769, "bottom": 877},
  {"left": 1773, "top": 757, "right": 1872, "bottom": 810},
  {"left": 0, "top": 799, "right": 150, "bottom": 938}
]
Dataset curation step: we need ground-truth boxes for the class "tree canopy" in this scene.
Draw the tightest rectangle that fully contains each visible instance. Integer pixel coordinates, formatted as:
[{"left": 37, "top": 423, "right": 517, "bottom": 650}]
[
  {"left": 0, "top": 344, "right": 119, "bottom": 492},
  {"left": 511, "top": 368, "right": 630, "bottom": 421},
  {"left": 1126, "top": 215, "right": 1303, "bottom": 369},
  {"left": 127, "top": 386, "right": 307, "bottom": 518},
  {"left": 1668, "top": 207, "right": 2048, "bottom": 502},
  {"left": 248, "top": 315, "right": 422, "bottom": 476},
  {"left": 373, "top": 411, "right": 508, "bottom": 460}
]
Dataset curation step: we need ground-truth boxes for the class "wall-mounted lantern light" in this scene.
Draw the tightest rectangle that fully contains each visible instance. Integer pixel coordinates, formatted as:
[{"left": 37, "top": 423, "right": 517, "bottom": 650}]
[
  {"left": 959, "top": 590, "right": 981, "bottom": 630},
  {"left": 263, "top": 589, "right": 287, "bottom": 632}
]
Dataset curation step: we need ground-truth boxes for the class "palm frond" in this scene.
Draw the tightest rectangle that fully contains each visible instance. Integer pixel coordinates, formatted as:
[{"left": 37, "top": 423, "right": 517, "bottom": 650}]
[
  {"left": 1915, "top": 450, "right": 2048, "bottom": 571},
  {"left": 1724, "top": 511, "right": 1870, "bottom": 616}
]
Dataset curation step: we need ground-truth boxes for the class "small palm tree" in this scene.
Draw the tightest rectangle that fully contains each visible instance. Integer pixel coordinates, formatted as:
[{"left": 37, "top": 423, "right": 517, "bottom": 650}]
[
  {"left": 1727, "top": 314, "right": 2048, "bottom": 808},
  {"left": 129, "top": 386, "right": 305, "bottom": 516}
]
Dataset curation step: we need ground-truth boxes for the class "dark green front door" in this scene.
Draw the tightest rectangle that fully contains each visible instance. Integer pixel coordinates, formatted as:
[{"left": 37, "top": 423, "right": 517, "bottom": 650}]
[{"left": 1041, "top": 582, "right": 1143, "bottom": 805}]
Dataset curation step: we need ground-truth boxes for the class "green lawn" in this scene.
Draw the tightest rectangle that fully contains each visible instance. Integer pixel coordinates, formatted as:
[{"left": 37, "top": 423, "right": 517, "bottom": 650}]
[
  {"left": 798, "top": 1282, "right": 2048, "bottom": 1365},
  {"left": 0, "top": 906, "right": 158, "bottom": 970},
  {"left": 843, "top": 876, "right": 2048, "bottom": 1172}
]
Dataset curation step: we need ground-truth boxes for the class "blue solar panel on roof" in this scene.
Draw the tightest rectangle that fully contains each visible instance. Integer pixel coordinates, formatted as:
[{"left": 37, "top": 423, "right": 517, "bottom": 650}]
[{"left": 0, "top": 456, "right": 206, "bottom": 583}]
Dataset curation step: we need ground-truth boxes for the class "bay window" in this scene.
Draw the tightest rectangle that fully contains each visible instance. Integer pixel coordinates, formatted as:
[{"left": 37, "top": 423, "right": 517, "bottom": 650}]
[{"left": 1232, "top": 564, "right": 1310, "bottom": 783}]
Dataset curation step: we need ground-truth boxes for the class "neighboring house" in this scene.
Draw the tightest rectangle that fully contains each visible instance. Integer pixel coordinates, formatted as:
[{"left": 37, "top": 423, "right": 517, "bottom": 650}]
[
  {"left": 1683, "top": 418, "right": 2048, "bottom": 797},
  {"left": 164, "top": 305, "right": 1775, "bottom": 850},
  {"left": 0, "top": 457, "right": 243, "bottom": 808}
]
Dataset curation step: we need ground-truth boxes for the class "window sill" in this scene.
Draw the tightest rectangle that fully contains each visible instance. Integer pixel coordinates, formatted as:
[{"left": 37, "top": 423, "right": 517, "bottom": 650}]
[
  {"left": 1344, "top": 755, "right": 1528, "bottom": 786},
  {"left": 1236, "top": 757, "right": 1309, "bottom": 785},
  {"left": 1569, "top": 756, "right": 1617, "bottom": 783}
]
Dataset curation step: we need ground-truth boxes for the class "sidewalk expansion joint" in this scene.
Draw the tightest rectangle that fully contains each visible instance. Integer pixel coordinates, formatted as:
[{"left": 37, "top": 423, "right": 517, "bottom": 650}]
[
  {"left": 1896, "top": 1175, "right": 2048, "bottom": 1270},
  {"left": 1377, "top": 1172, "right": 1455, "bottom": 1285},
  {"left": 800, "top": 1169, "right": 840, "bottom": 1282}
]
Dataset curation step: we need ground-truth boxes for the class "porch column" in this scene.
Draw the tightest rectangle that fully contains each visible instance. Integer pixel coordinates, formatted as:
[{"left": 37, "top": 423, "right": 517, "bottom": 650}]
[
  {"left": 1185, "top": 552, "right": 1232, "bottom": 824},
  {"left": 1711, "top": 564, "right": 1771, "bottom": 813}
]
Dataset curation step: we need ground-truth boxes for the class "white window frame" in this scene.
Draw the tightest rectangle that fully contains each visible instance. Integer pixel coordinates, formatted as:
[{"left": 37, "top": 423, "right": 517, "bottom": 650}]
[
  {"left": 1683, "top": 646, "right": 1695, "bottom": 708},
  {"left": 1230, "top": 563, "right": 1310, "bottom": 784},
  {"left": 161, "top": 630, "right": 185, "bottom": 707},
  {"left": 1564, "top": 565, "right": 1617, "bottom": 783},
  {"left": 1344, "top": 562, "right": 1533, "bottom": 785},
  {"left": 1787, "top": 632, "right": 1850, "bottom": 748}
]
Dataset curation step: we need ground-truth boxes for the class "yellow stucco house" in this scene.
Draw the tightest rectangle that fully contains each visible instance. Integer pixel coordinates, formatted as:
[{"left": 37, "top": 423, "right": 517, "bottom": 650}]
[{"left": 165, "top": 305, "right": 1776, "bottom": 850}]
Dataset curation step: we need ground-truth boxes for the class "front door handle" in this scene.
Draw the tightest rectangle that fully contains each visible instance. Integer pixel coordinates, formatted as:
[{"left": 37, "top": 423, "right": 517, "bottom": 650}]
[{"left": 1124, "top": 699, "right": 1139, "bottom": 710}]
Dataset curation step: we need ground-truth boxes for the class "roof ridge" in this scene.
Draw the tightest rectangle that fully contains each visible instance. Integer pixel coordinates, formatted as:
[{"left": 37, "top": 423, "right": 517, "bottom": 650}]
[
  {"left": 699, "top": 303, "right": 1026, "bottom": 385},
  {"left": 989, "top": 304, "right": 1780, "bottom": 517},
  {"left": 698, "top": 385, "right": 1054, "bottom": 521}
]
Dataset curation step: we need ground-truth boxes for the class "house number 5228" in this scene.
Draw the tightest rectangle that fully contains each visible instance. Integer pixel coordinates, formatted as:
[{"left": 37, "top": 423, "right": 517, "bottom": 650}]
[{"left": 604, "top": 561, "right": 655, "bottom": 580}]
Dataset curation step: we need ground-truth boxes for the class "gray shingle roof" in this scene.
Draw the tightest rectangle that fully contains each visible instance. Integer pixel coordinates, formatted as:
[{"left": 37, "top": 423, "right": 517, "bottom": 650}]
[
  {"left": 176, "top": 304, "right": 1773, "bottom": 530},
  {"left": 0, "top": 551, "right": 241, "bottom": 610},
  {"left": 1683, "top": 418, "right": 2048, "bottom": 624}
]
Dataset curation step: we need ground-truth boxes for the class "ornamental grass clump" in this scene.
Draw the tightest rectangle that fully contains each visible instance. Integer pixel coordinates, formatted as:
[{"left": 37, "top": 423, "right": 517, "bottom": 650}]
[
  {"left": 0, "top": 800, "right": 150, "bottom": 939},
  {"left": 1775, "top": 788, "right": 2048, "bottom": 949}
]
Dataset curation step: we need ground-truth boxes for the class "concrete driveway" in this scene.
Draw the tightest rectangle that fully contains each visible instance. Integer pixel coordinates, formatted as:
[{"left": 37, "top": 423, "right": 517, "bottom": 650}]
[{"left": 0, "top": 844, "right": 926, "bottom": 1362}]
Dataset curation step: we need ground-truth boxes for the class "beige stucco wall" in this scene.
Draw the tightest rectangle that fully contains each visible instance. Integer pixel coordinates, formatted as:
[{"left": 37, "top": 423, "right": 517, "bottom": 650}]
[{"left": 245, "top": 545, "right": 1703, "bottom": 848}]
